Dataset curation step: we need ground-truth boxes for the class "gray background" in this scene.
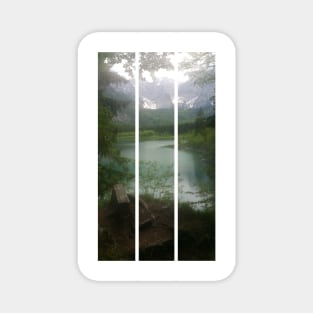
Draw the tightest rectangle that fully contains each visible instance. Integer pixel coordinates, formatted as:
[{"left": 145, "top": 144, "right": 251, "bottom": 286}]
[{"left": 0, "top": 1, "right": 312, "bottom": 312}]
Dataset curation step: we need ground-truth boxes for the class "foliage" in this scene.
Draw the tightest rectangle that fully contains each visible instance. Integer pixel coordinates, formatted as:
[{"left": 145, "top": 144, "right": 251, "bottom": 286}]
[
  {"left": 139, "top": 130, "right": 155, "bottom": 138},
  {"left": 98, "top": 155, "right": 135, "bottom": 198},
  {"left": 140, "top": 108, "right": 174, "bottom": 131},
  {"left": 98, "top": 53, "right": 135, "bottom": 198},
  {"left": 116, "top": 107, "right": 210, "bottom": 133},
  {"left": 116, "top": 130, "right": 173, "bottom": 142},
  {"left": 140, "top": 52, "right": 173, "bottom": 80},
  {"left": 178, "top": 202, "right": 215, "bottom": 260},
  {"left": 139, "top": 160, "right": 174, "bottom": 200},
  {"left": 99, "top": 52, "right": 173, "bottom": 81},
  {"left": 179, "top": 124, "right": 215, "bottom": 186},
  {"left": 116, "top": 131, "right": 135, "bottom": 142},
  {"left": 180, "top": 52, "right": 215, "bottom": 86},
  {"left": 99, "top": 52, "right": 135, "bottom": 78},
  {"left": 98, "top": 105, "right": 116, "bottom": 156}
]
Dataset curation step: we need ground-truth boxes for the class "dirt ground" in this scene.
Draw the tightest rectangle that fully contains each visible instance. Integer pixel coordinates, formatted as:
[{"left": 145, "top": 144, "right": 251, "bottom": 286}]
[
  {"left": 98, "top": 196, "right": 215, "bottom": 261},
  {"left": 98, "top": 197, "right": 174, "bottom": 261}
]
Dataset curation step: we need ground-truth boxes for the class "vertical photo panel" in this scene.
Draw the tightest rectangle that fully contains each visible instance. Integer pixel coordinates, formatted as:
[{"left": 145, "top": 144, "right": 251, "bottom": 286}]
[
  {"left": 178, "top": 53, "right": 216, "bottom": 260},
  {"left": 139, "top": 52, "right": 175, "bottom": 260},
  {"left": 98, "top": 53, "right": 136, "bottom": 260}
]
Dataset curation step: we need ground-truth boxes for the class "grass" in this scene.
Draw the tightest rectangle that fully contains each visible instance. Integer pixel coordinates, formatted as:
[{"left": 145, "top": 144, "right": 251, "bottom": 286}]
[
  {"left": 179, "top": 127, "right": 215, "bottom": 151},
  {"left": 117, "top": 130, "right": 173, "bottom": 142},
  {"left": 116, "top": 131, "right": 135, "bottom": 142},
  {"left": 116, "top": 126, "right": 214, "bottom": 146}
]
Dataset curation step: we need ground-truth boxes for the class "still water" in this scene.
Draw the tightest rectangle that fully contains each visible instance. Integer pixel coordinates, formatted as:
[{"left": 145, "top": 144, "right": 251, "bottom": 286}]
[{"left": 116, "top": 140, "right": 214, "bottom": 210}]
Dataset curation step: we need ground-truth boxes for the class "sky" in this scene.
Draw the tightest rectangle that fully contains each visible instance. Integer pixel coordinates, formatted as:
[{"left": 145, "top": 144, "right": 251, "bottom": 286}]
[{"left": 111, "top": 52, "right": 191, "bottom": 83}]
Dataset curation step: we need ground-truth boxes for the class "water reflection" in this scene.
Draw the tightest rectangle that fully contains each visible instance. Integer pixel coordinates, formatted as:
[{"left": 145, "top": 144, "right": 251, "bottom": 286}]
[{"left": 116, "top": 140, "right": 214, "bottom": 210}]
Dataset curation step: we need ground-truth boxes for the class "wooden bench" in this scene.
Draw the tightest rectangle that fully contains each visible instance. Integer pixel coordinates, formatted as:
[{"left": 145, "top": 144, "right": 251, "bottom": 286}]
[
  {"left": 139, "top": 198, "right": 155, "bottom": 229},
  {"left": 110, "top": 184, "right": 130, "bottom": 215}
]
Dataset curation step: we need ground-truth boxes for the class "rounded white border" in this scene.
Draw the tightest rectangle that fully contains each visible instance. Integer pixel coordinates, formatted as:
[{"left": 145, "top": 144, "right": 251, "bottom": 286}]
[{"left": 78, "top": 32, "right": 236, "bottom": 281}]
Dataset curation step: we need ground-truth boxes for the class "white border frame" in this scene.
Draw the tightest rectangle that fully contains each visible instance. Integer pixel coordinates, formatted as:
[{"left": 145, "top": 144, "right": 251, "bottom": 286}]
[{"left": 78, "top": 32, "right": 236, "bottom": 281}]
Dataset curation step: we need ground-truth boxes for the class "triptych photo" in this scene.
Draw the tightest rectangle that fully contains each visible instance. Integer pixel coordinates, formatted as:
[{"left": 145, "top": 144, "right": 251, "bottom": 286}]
[{"left": 98, "top": 52, "right": 215, "bottom": 261}]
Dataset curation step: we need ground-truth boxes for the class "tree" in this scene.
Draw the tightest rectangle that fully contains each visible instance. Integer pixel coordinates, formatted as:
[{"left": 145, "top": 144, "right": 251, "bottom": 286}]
[
  {"left": 98, "top": 53, "right": 135, "bottom": 197},
  {"left": 180, "top": 52, "right": 215, "bottom": 86},
  {"left": 140, "top": 52, "right": 173, "bottom": 80},
  {"left": 180, "top": 53, "right": 216, "bottom": 185},
  {"left": 195, "top": 107, "right": 206, "bottom": 134},
  {"left": 98, "top": 53, "right": 133, "bottom": 158},
  {"left": 98, "top": 52, "right": 135, "bottom": 80}
]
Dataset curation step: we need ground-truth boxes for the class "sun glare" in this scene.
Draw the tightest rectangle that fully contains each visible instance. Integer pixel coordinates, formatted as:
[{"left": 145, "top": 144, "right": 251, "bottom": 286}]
[{"left": 110, "top": 54, "right": 190, "bottom": 83}]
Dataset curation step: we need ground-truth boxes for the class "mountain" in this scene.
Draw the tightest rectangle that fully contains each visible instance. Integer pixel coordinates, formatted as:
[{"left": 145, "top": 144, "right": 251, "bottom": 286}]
[
  {"left": 103, "top": 77, "right": 214, "bottom": 111},
  {"left": 102, "top": 77, "right": 215, "bottom": 130},
  {"left": 140, "top": 78, "right": 173, "bottom": 109},
  {"left": 178, "top": 80, "right": 215, "bottom": 111}
]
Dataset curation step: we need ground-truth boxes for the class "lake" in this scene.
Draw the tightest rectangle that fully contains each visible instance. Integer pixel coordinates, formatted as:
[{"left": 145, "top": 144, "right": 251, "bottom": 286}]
[{"left": 116, "top": 140, "right": 214, "bottom": 210}]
